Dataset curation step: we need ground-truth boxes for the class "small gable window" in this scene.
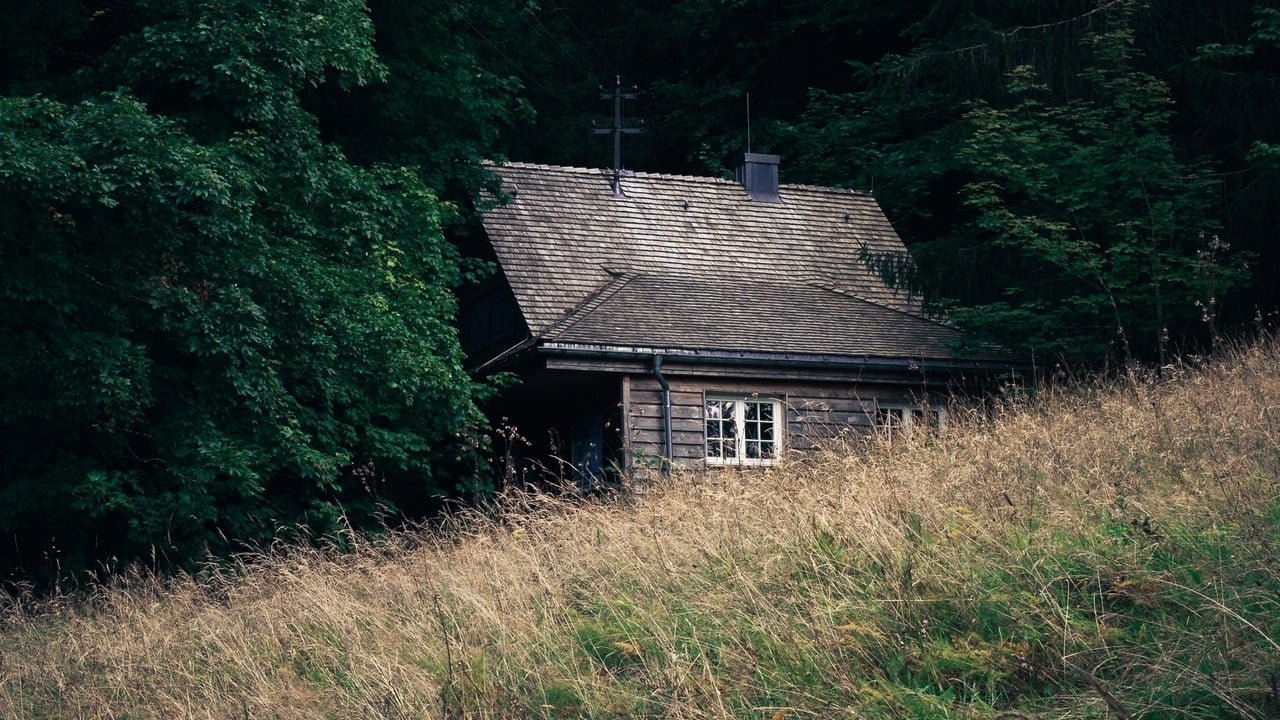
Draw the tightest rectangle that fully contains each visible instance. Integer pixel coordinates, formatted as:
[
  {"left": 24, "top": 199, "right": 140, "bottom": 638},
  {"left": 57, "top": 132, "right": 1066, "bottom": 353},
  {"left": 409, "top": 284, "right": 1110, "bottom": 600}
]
[{"left": 705, "top": 394, "right": 784, "bottom": 465}]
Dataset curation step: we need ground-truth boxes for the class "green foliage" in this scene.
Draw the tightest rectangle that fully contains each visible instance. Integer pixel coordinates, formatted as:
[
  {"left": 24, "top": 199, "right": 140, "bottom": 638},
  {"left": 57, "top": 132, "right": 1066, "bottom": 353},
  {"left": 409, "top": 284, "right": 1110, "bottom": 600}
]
[
  {"left": 493, "top": 0, "right": 921, "bottom": 175},
  {"left": 1197, "top": 6, "right": 1280, "bottom": 175},
  {"left": 516, "top": 502, "right": 1279, "bottom": 718},
  {"left": 527, "top": 681, "right": 583, "bottom": 720},
  {"left": 0, "top": 1, "right": 486, "bottom": 583},
  {"left": 309, "top": 0, "right": 534, "bottom": 202},
  {"left": 784, "top": 1, "right": 1263, "bottom": 364},
  {"left": 955, "top": 12, "right": 1248, "bottom": 362}
]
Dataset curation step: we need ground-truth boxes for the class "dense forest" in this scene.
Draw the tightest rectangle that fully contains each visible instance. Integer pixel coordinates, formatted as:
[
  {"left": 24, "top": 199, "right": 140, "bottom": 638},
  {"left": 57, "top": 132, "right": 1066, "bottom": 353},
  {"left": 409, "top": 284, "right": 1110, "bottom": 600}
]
[{"left": 2, "top": 0, "right": 1277, "bottom": 583}]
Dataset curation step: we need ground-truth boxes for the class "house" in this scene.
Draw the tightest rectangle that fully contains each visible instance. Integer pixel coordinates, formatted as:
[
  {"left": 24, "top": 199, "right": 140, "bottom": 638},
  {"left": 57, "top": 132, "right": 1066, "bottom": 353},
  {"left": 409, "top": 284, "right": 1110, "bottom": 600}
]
[{"left": 461, "top": 154, "right": 1019, "bottom": 484}]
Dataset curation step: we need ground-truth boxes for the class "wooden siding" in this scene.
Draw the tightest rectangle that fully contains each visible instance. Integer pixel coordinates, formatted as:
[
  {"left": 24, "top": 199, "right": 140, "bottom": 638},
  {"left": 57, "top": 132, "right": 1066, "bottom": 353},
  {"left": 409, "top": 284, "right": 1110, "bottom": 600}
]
[{"left": 623, "top": 374, "right": 937, "bottom": 468}]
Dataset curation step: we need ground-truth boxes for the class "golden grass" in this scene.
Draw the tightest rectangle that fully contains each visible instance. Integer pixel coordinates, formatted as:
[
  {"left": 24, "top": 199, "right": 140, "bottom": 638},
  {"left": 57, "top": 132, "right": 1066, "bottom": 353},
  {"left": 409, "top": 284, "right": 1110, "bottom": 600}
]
[{"left": 3, "top": 340, "right": 1280, "bottom": 719}]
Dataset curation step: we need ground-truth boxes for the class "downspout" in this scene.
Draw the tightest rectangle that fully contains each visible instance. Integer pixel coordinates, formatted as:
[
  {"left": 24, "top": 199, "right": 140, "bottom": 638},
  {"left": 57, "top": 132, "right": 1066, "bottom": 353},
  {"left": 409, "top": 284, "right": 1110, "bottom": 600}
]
[{"left": 651, "top": 354, "right": 673, "bottom": 475}]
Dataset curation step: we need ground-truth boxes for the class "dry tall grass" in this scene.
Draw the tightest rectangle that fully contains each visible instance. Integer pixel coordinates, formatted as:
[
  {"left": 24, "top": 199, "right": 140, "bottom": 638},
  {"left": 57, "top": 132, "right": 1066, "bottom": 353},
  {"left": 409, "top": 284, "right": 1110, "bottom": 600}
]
[{"left": 3, "top": 341, "right": 1280, "bottom": 719}]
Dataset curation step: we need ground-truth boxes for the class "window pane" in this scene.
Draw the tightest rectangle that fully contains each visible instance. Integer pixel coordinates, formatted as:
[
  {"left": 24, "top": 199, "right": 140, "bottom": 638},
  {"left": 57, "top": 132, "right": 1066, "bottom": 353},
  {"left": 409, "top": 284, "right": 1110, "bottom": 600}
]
[
  {"left": 746, "top": 440, "right": 759, "bottom": 459},
  {"left": 761, "top": 402, "right": 775, "bottom": 457},
  {"left": 706, "top": 399, "right": 738, "bottom": 459},
  {"left": 707, "top": 400, "right": 737, "bottom": 460},
  {"left": 745, "top": 402, "right": 758, "bottom": 422},
  {"left": 875, "top": 408, "right": 900, "bottom": 427}
]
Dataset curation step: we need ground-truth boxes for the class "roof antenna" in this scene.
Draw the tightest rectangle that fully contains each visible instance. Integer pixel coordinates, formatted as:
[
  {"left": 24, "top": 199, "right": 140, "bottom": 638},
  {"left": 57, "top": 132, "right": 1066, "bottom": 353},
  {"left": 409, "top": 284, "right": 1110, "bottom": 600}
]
[
  {"left": 592, "top": 75, "right": 643, "bottom": 197},
  {"left": 746, "top": 92, "right": 752, "bottom": 154}
]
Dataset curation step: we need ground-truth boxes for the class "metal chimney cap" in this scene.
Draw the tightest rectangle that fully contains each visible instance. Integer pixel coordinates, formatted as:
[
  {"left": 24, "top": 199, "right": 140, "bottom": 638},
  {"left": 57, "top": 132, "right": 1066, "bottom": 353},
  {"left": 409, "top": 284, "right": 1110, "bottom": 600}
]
[{"left": 738, "top": 153, "right": 781, "bottom": 202}]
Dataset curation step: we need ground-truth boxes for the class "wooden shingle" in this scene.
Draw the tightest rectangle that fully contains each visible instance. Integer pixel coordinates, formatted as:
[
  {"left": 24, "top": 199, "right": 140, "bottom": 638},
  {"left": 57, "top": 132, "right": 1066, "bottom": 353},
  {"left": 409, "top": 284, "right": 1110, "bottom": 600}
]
[{"left": 482, "top": 163, "right": 922, "bottom": 338}]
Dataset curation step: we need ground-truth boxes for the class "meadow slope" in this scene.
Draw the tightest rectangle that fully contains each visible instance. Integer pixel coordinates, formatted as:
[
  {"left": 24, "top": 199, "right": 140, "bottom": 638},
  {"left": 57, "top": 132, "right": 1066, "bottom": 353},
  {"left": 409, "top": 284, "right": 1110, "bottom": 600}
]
[{"left": 3, "top": 342, "right": 1279, "bottom": 719}]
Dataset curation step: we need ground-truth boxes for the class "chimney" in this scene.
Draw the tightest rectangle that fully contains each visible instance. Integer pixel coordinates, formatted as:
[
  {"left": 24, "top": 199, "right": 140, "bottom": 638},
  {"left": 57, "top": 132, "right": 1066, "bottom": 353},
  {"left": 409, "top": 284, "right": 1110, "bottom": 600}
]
[{"left": 736, "top": 153, "right": 780, "bottom": 202}]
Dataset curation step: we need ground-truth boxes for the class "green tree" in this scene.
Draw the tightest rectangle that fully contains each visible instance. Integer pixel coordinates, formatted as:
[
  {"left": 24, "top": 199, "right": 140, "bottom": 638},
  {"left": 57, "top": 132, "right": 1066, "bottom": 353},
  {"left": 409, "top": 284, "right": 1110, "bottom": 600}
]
[
  {"left": 307, "top": 0, "right": 533, "bottom": 201},
  {"left": 955, "top": 12, "right": 1247, "bottom": 363},
  {"left": 0, "top": 0, "right": 486, "bottom": 582},
  {"left": 1191, "top": 5, "right": 1280, "bottom": 314},
  {"left": 785, "top": 1, "right": 1260, "bottom": 364}
]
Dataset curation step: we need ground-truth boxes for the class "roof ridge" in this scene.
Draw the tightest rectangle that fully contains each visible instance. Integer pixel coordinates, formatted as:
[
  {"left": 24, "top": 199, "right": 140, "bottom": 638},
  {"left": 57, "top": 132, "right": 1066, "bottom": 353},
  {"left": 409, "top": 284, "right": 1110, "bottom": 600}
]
[
  {"left": 491, "top": 161, "right": 874, "bottom": 196},
  {"left": 493, "top": 161, "right": 601, "bottom": 175},
  {"left": 499, "top": 161, "right": 742, "bottom": 186},
  {"left": 781, "top": 182, "right": 873, "bottom": 197}
]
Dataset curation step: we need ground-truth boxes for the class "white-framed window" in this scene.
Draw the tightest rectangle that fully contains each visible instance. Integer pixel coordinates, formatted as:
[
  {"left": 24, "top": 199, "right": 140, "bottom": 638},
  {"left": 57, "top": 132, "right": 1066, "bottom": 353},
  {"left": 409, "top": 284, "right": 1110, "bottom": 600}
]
[
  {"left": 705, "top": 394, "right": 784, "bottom": 465},
  {"left": 873, "top": 402, "right": 945, "bottom": 438}
]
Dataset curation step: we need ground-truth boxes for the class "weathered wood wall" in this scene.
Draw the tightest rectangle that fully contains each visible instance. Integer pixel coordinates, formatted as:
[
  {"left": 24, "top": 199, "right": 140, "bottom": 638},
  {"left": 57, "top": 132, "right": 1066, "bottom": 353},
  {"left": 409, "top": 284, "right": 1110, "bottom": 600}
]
[{"left": 623, "top": 374, "right": 938, "bottom": 468}]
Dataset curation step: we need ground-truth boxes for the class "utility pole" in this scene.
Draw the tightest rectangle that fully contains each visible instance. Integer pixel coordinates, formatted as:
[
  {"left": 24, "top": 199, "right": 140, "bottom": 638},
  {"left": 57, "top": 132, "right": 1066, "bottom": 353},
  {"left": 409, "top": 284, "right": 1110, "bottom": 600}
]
[{"left": 593, "top": 75, "right": 642, "bottom": 196}]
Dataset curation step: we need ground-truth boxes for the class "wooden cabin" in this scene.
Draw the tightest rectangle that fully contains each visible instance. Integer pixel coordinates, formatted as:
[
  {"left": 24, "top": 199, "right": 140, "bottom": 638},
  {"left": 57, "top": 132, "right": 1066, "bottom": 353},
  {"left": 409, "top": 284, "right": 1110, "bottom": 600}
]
[{"left": 461, "top": 155, "right": 1019, "bottom": 485}]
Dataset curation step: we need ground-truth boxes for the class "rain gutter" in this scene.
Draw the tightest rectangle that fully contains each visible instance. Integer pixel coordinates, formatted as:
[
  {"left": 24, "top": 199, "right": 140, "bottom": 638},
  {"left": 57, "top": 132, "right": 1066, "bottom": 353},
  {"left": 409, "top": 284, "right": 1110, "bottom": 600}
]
[
  {"left": 651, "top": 354, "right": 673, "bottom": 475},
  {"left": 539, "top": 342, "right": 1026, "bottom": 374}
]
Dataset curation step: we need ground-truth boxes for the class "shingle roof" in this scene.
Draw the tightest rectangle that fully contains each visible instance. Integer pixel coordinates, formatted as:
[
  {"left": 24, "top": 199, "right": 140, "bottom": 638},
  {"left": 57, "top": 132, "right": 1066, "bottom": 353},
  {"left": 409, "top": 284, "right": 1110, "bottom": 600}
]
[
  {"left": 482, "top": 163, "right": 922, "bottom": 329},
  {"left": 542, "top": 274, "right": 1008, "bottom": 362},
  {"left": 480, "top": 162, "right": 1000, "bottom": 365}
]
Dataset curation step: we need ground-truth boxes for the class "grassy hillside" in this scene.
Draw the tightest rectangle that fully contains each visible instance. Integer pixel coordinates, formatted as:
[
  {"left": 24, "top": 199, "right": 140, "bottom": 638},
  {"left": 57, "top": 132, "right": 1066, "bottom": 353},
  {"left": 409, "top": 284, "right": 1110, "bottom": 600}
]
[{"left": 3, "top": 342, "right": 1280, "bottom": 719}]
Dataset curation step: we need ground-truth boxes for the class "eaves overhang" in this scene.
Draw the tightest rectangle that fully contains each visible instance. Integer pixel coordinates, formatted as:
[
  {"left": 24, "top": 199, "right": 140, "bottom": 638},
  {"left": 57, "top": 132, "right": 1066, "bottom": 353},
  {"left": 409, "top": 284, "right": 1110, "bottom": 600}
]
[
  {"left": 469, "top": 335, "right": 537, "bottom": 375},
  {"left": 537, "top": 341, "right": 1028, "bottom": 374}
]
